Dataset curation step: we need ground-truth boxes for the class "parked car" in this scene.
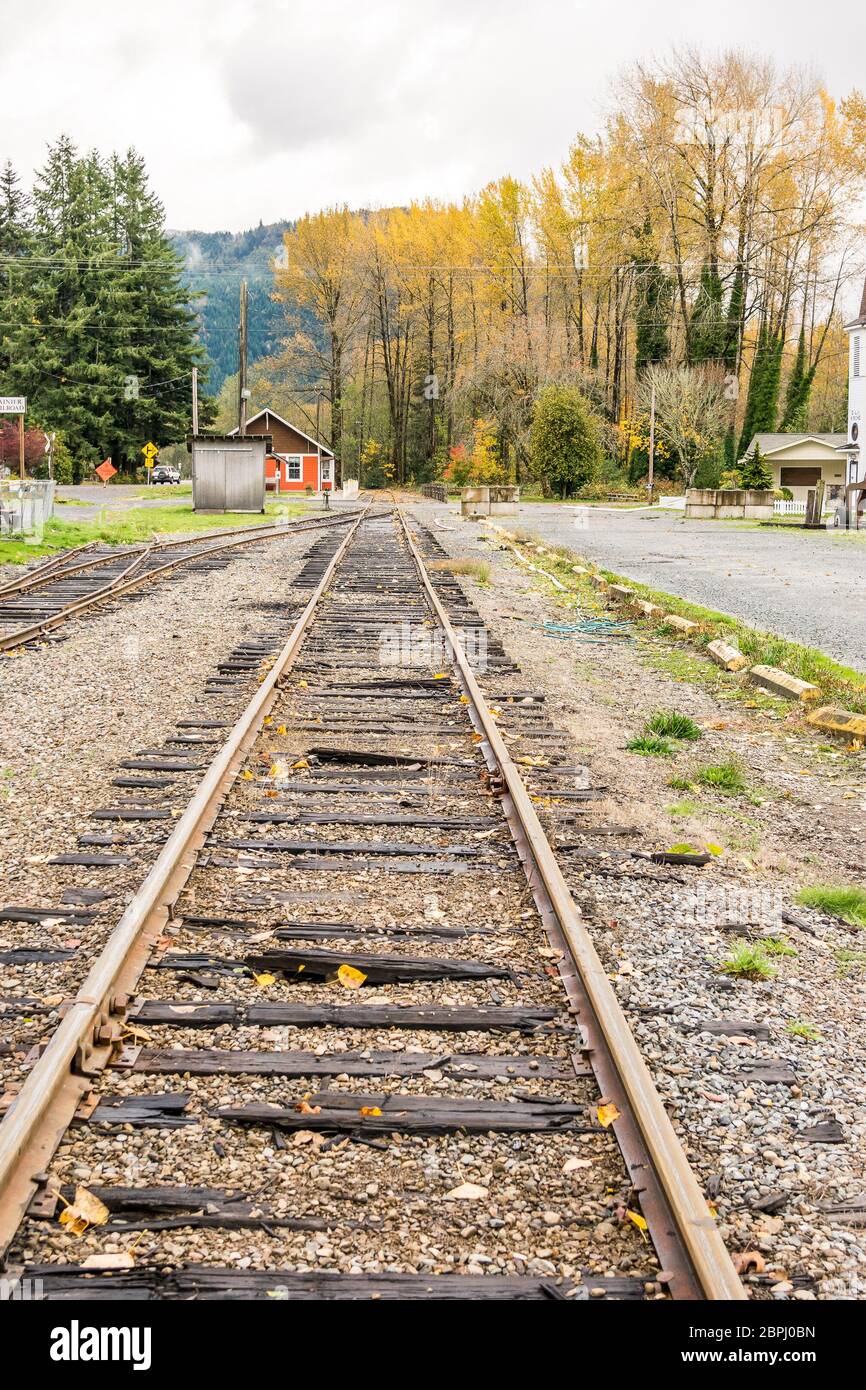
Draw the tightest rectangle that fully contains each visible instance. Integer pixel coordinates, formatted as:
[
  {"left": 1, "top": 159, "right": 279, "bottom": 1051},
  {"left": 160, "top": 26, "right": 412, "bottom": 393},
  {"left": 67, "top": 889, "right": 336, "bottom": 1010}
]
[{"left": 151, "top": 464, "right": 181, "bottom": 485}]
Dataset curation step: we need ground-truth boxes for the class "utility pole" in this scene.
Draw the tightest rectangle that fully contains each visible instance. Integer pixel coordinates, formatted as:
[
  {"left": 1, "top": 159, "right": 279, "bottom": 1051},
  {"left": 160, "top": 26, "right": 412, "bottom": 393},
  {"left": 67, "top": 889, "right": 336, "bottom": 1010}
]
[
  {"left": 18, "top": 414, "right": 25, "bottom": 481},
  {"left": 315, "top": 390, "right": 321, "bottom": 496},
  {"left": 191, "top": 366, "right": 199, "bottom": 435},
  {"left": 238, "top": 279, "right": 249, "bottom": 437},
  {"left": 647, "top": 379, "right": 656, "bottom": 505}
]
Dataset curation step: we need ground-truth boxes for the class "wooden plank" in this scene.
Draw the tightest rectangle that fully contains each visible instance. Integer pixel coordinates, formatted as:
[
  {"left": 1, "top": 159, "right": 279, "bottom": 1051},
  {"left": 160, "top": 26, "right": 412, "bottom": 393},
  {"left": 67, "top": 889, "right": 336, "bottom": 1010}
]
[
  {"left": 245, "top": 947, "right": 513, "bottom": 984},
  {"left": 215, "top": 837, "right": 482, "bottom": 858},
  {"left": 130, "top": 1049, "right": 575, "bottom": 1079},
  {"left": 0, "top": 948, "right": 75, "bottom": 964},
  {"left": 273, "top": 923, "right": 494, "bottom": 941},
  {"left": 246, "top": 811, "right": 498, "bottom": 829},
  {"left": 21, "top": 1266, "right": 648, "bottom": 1299},
  {"left": 133, "top": 1002, "right": 558, "bottom": 1033},
  {"left": 217, "top": 1091, "right": 589, "bottom": 1135}
]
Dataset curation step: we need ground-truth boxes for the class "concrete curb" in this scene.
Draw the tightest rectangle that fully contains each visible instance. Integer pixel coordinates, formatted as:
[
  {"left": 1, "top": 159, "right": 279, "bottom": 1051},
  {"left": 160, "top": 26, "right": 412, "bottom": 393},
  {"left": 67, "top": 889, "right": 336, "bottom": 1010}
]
[{"left": 748, "top": 664, "right": 821, "bottom": 703}]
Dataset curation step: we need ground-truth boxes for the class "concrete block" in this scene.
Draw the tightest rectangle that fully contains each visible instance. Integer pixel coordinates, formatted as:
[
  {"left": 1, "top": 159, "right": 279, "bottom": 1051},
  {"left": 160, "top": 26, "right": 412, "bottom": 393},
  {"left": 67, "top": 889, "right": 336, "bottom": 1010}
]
[
  {"left": 633, "top": 599, "right": 663, "bottom": 617},
  {"left": 589, "top": 574, "right": 609, "bottom": 591},
  {"left": 664, "top": 614, "right": 700, "bottom": 635},
  {"left": 805, "top": 706, "right": 866, "bottom": 745},
  {"left": 707, "top": 639, "right": 749, "bottom": 672},
  {"left": 748, "top": 664, "right": 821, "bottom": 703},
  {"left": 608, "top": 583, "right": 636, "bottom": 602}
]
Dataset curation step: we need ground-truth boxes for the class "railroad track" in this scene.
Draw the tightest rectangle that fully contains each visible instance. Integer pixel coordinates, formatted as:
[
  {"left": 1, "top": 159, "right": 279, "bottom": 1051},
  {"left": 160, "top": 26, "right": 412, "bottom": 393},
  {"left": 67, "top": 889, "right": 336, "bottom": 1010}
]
[
  {"left": 0, "top": 503, "right": 744, "bottom": 1301},
  {"left": 0, "top": 511, "right": 362, "bottom": 653}
]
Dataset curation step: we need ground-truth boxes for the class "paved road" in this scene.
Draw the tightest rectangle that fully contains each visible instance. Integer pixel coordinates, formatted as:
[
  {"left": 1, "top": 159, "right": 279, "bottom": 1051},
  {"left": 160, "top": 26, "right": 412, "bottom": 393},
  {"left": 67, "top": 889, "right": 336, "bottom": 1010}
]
[
  {"left": 414, "top": 500, "right": 866, "bottom": 673},
  {"left": 55, "top": 484, "right": 189, "bottom": 518}
]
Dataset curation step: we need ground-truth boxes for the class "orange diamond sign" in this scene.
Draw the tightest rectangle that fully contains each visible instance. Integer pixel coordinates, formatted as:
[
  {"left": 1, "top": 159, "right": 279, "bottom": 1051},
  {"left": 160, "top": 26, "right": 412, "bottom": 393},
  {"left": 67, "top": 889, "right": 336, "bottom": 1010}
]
[{"left": 95, "top": 458, "right": 117, "bottom": 482}]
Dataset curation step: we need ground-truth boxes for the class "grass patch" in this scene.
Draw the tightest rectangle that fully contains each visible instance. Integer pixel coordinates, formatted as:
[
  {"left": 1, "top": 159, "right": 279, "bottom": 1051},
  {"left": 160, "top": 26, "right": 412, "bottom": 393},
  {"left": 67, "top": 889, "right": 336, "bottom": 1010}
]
[
  {"left": 695, "top": 761, "right": 746, "bottom": 795},
  {"left": 786, "top": 1019, "right": 820, "bottom": 1041},
  {"left": 430, "top": 557, "right": 491, "bottom": 584},
  {"left": 756, "top": 936, "right": 797, "bottom": 958},
  {"left": 667, "top": 798, "right": 700, "bottom": 818},
  {"left": 719, "top": 942, "right": 775, "bottom": 980},
  {"left": 645, "top": 710, "right": 702, "bottom": 741},
  {"left": 795, "top": 884, "right": 866, "bottom": 927},
  {"left": 626, "top": 733, "right": 675, "bottom": 757},
  {"left": 0, "top": 502, "right": 308, "bottom": 563},
  {"left": 836, "top": 948, "right": 866, "bottom": 976}
]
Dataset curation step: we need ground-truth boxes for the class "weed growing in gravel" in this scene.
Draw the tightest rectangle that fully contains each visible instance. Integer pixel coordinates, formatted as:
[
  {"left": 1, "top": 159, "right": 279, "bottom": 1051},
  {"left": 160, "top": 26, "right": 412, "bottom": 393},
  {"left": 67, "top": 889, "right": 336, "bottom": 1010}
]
[
  {"left": 667, "top": 798, "right": 700, "bottom": 818},
  {"left": 646, "top": 711, "right": 703, "bottom": 741},
  {"left": 719, "top": 942, "right": 775, "bottom": 980},
  {"left": 626, "top": 733, "right": 675, "bottom": 756},
  {"left": 430, "top": 558, "right": 491, "bottom": 585},
  {"left": 757, "top": 936, "right": 797, "bottom": 958},
  {"left": 668, "top": 775, "right": 695, "bottom": 791},
  {"left": 796, "top": 884, "right": 866, "bottom": 927},
  {"left": 836, "top": 948, "right": 866, "bottom": 976},
  {"left": 696, "top": 761, "right": 746, "bottom": 795},
  {"left": 786, "top": 1019, "right": 821, "bottom": 1041}
]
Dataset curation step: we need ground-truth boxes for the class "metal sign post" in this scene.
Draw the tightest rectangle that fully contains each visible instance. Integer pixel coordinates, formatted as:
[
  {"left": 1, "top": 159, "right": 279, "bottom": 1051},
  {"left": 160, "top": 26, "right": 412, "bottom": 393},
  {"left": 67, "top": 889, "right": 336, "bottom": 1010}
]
[
  {"left": 142, "top": 441, "right": 159, "bottom": 486},
  {"left": 0, "top": 397, "right": 27, "bottom": 480}
]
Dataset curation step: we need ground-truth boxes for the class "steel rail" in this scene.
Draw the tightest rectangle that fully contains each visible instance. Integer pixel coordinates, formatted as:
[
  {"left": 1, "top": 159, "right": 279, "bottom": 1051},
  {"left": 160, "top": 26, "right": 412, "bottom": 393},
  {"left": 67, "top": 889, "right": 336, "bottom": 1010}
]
[
  {"left": 0, "top": 505, "right": 370, "bottom": 1261},
  {"left": 0, "top": 540, "right": 104, "bottom": 598},
  {"left": 0, "top": 512, "right": 359, "bottom": 653},
  {"left": 396, "top": 507, "right": 745, "bottom": 1302},
  {"left": 0, "top": 511, "right": 362, "bottom": 601}
]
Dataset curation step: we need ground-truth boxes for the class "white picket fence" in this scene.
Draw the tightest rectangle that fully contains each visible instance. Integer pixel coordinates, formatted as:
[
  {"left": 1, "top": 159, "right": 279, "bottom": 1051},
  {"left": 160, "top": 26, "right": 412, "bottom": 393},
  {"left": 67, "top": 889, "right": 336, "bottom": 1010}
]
[{"left": 773, "top": 498, "right": 832, "bottom": 516}]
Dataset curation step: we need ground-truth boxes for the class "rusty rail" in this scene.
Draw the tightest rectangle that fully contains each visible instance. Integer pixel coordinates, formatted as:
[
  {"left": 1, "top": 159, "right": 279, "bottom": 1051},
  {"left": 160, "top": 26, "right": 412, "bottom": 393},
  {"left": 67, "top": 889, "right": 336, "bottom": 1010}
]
[
  {"left": 0, "top": 511, "right": 361, "bottom": 653},
  {"left": 396, "top": 506, "right": 745, "bottom": 1302},
  {"left": 0, "top": 507, "right": 368, "bottom": 1257}
]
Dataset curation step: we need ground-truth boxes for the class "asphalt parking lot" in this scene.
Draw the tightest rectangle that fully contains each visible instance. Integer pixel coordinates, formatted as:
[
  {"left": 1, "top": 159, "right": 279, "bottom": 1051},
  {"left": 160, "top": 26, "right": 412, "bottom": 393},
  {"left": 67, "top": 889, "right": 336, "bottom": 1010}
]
[{"left": 418, "top": 500, "right": 866, "bottom": 673}]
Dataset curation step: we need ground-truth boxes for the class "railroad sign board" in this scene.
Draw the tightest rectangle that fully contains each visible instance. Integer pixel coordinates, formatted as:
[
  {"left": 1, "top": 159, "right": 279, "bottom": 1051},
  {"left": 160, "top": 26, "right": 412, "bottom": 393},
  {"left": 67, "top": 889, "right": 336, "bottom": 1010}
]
[
  {"left": 0, "top": 396, "right": 26, "bottom": 414},
  {"left": 95, "top": 458, "right": 117, "bottom": 482}
]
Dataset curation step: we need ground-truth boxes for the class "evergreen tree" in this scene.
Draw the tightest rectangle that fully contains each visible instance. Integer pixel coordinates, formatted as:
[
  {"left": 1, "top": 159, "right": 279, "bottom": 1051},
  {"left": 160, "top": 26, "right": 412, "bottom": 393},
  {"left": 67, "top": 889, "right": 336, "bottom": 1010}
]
[
  {"left": 0, "top": 138, "right": 209, "bottom": 476},
  {"left": 633, "top": 218, "right": 671, "bottom": 370},
  {"left": 0, "top": 161, "right": 35, "bottom": 382},
  {"left": 740, "top": 442, "right": 772, "bottom": 490},
  {"left": 737, "top": 323, "right": 784, "bottom": 456},
  {"left": 689, "top": 262, "right": 725, "bottom": 365},
  {"left": 779, "top": 326, "right": 816, "bottom": 430}
]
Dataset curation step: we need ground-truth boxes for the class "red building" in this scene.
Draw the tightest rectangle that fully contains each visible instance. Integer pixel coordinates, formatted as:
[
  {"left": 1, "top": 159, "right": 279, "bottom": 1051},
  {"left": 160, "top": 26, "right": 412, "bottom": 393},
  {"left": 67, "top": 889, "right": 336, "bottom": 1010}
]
[{"left": 230, "top": 409, "right": 335, "bottom": 492}]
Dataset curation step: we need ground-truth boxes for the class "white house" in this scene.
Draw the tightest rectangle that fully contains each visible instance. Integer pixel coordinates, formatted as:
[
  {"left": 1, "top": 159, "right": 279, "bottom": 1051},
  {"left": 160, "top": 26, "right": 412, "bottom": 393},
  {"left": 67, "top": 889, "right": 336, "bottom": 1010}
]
[
  {"left": 739, "top": 432, "right": 847, "bottom": 502},
  {"left": 740, "top": 276, "right": 866, "bottom": 512}
]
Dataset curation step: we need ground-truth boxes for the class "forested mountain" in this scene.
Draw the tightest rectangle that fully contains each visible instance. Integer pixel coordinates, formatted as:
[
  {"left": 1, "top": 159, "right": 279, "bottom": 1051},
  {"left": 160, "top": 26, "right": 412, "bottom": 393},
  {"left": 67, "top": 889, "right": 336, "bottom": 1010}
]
[{"left": 170, "top": 222, "right": 294, "bottom": 393}]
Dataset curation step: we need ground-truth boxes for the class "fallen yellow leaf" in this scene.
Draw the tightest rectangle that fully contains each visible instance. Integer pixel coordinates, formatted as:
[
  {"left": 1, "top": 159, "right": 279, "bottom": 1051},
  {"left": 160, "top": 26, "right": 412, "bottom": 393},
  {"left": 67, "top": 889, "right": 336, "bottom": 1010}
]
[
  {"left": 252, "top": 972, "right": 276, "bottom": 986},
  {"left": 241, "top": 770, "right": 253, "bottom": 781},
  {"left": 597, "top": 1103, "right": 620, "bottom": 1128},
  {"left": 359, "top": 1106, "right": 382, "bottom": 1117},
  {"left": 626, "top": 1209, "right": 648, "bottom": 1236},
  {"left": 57, "top": 1185, "right": 109, "bottom": 1237},
  {"left": 336, "top": 964, "right": 367, "bottom": 989}
]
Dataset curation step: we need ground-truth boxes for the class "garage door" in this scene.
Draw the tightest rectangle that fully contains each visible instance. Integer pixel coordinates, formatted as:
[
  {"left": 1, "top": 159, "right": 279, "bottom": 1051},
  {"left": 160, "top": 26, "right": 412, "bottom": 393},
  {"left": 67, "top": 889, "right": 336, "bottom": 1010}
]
[{"left": 780, "top": 467, "right": 821, "bottom": 487}]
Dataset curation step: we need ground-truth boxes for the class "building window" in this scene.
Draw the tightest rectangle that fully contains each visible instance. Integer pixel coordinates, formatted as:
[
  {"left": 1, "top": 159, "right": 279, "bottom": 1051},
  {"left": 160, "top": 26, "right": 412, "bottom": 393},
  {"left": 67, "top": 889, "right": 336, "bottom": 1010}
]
[
  {"left": 321, "top": 458, "right": 332, "bottom": 482},
  {"left": 854, "top": 335, "right": 862, "bottom": 378},
  {"left": 286, "top": 455, "right": 302, "bottom": 481}
]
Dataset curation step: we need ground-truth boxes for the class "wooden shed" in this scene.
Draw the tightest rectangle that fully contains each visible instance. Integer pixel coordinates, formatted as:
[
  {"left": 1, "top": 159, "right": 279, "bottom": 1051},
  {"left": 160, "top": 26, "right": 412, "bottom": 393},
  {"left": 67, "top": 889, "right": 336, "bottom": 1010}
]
[
  {"left": 230, "top": 410, "right": 334, "bottom": 492},
  {"left": 189, "top": 434, "right": 271, "bottom": 513}
]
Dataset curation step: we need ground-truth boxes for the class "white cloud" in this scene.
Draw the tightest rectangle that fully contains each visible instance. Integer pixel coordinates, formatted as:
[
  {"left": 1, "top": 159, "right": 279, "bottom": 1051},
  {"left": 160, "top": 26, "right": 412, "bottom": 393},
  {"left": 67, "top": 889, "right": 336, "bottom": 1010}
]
[{"left": 0, "top": 0, "right": 863, "bottom": 230}]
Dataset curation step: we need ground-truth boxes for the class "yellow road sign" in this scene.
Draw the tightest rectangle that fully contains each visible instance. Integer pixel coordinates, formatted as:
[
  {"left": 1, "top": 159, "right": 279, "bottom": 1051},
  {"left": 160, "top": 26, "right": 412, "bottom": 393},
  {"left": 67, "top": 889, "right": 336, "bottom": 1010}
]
[{"left": 141, "top": 441, "right": 159, "bottom": 459}]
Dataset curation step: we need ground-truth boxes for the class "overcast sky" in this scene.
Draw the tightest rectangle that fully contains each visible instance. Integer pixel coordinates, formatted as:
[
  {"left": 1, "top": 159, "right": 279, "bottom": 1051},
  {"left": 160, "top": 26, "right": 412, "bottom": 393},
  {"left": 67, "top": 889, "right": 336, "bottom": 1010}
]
[{"left": 2, "top": 0, "right": 864, "bottom": 232}]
